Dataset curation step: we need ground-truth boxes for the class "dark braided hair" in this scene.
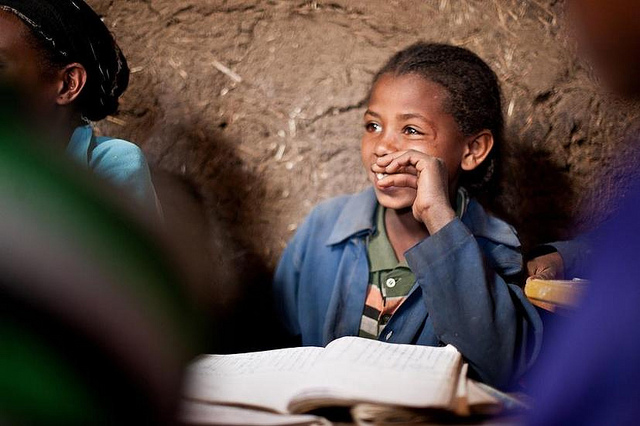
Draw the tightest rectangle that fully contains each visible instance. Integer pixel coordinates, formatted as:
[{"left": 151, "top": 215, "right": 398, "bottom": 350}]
[
  {"left": 0, "top": 0, "right": 129, "bottom": 121},
  {"left": 372, "top": 42, "right": 503, "bottom": 194}
]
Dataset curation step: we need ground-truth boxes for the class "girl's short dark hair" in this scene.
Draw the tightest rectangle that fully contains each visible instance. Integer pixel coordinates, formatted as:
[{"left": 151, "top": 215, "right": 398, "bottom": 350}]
[{"left": 373, "top": 42, "right": 503, "bottom": 194}]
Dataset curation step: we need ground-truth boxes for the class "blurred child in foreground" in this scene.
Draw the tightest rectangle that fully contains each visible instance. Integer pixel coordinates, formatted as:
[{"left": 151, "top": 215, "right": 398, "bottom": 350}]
[
  {"left": 527, "top": 0, "right": 640, "bottom": 424},
  {"left": 0, "top": 86, "right": 200, "bottom": 424}
]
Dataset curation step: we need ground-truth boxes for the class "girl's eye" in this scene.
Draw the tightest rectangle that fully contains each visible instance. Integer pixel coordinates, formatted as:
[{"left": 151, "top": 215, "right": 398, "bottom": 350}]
[
  {"left": 365, "top": 122, "right": 381, "bottom": 133},
  {"left": 403, "top": 126, "right": 423, "bottom": 136}
]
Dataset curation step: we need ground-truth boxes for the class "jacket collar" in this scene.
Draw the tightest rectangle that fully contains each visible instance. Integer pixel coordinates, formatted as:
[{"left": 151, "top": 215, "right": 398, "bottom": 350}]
[
  {"left": 462, "top": 199, "right": 521, "bottom": 248},
  {"left": 326, "top": 186, "right": 520, "bottom": 249},
  {"left": 326, "top": 187, "right": 378, "bottom": 245}
]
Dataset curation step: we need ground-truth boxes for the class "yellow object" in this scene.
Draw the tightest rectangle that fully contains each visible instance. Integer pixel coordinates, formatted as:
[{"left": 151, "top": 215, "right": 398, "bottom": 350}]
[{"left": 524, "top": 278, "right": 589, "bottom": 312}]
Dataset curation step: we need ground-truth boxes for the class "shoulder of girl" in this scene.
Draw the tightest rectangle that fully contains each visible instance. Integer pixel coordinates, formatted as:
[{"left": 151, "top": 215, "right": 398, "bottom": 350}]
[
  {"left": 90, "top": 137, "right": 150, "bottom": 173},
  {"left": 94, "top": 136, "right": 141, "bottom": 152},
  {"left": 92, "top": 137, "right": 147, "bottom": 160}
]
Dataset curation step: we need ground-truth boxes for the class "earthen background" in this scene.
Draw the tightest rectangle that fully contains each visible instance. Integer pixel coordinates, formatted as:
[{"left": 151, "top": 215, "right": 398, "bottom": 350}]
[{"left": 88, "top": 0, "right": 640, "bottom": 351}]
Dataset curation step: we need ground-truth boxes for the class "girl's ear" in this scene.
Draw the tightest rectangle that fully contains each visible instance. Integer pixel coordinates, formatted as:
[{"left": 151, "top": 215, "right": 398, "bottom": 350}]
[
  {"left": 55, "top": 63, "right": 87, "bottom": 106},
  {"left": 461, "top": 130, "right": 494, "bottom": 171}
]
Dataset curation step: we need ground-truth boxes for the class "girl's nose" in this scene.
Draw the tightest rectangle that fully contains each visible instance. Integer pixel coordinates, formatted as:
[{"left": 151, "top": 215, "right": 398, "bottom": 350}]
[{"left": 374, "top": 131, "right": 397, "bottom": 157}]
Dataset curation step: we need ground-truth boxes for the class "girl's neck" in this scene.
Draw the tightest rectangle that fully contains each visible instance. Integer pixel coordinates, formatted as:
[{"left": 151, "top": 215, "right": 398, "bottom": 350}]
[
  {"left": 384, "top": 187, "right": 460, "bottom": 261},
  {"left": 57, "top": 113, "right": 85, "bottom": 147},
  {"left": 384, "top": 207, "right": 430, "bottom": 262}
]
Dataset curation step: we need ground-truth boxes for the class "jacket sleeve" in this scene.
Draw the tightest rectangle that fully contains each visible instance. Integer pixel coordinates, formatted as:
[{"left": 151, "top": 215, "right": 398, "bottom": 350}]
[
  {"left": 548, "top": 238, "right": 593, "bottom": 279},
  {"left": 405, "top": 218, "right": 543, "bottom": 389},
  {"left": 272, "top": 216, "right": 308, "bottom": 339}
]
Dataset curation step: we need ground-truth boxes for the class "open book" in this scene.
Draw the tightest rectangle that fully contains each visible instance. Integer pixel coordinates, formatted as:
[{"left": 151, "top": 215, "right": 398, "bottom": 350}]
[{"left": 182, "top": 337, "right": 510, "bottom": 424}]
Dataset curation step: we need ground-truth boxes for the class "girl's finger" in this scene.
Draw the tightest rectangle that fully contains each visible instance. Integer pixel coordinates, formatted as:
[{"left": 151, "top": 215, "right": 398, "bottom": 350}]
[
  {"left": 373, "top": 163, "right": 418, "bottom": 176},
  {"left": 371, "top": 163, "right": 387, "bottom": 173},
  {"left": 376, "top": 151, "right": 409, "bottom": 167},
  {"left": 378, "top": 173, "right": 418, "bottom": 189},
  {"left": 385, "top": 151, "right": 432, "bottom": 172},
  {"left": 397, "top": 165, "right": 418, "bottom": 176}
]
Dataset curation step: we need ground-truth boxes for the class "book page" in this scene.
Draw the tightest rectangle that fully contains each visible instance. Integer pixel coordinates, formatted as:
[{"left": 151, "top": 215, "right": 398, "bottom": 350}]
[
  {"left": 288, "top": 337, "right": 462, "bottom": 412},
  {"left": 453, "top": 363, "right": 470, "bottom": 416},
  {"left": 179, "top": 401, "right": 331, "bottom": 426},
  {"left": 183, "top": 346, "right": 325, "bottom": 413}
]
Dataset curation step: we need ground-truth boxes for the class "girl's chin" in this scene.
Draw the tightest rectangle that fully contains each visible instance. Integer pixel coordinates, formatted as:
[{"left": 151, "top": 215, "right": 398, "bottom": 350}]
[{"left": 373, "top": 188, "right": 415, "bottom": 210}]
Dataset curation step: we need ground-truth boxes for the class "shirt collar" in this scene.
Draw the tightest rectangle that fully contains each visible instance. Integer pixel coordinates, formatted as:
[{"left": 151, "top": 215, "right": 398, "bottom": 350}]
[
  {"left": 368, "top": 204, "right": 405, "bottom": 271},
  {"left": 325, "top": 186, "right": 519, "bottom": 249},
  {"left": 65, "top": 125, "right": 94, "bottom": 167},
  {"left": 455, "top": 186, "right": 469, "bottom": 218}
]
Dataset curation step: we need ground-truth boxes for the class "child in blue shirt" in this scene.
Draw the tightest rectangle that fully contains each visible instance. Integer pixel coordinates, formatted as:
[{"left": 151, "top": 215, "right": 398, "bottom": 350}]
[{"left": 274, "top": 42, "right": 542, "bottom": 389}]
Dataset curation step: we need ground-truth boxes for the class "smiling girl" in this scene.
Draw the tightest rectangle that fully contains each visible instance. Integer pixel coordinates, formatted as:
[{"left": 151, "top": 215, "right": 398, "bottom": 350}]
[{"left": 274, "top": 42, "right": 542, "bottom": 389}]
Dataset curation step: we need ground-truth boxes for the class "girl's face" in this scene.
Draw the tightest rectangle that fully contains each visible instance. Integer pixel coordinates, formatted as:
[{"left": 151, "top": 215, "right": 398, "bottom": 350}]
[
  {"left": 361, "top": 73, "right": 467, "bottom": 211},
  {"left": 0, "top": 11, "right": 61, "bottom": 120}
]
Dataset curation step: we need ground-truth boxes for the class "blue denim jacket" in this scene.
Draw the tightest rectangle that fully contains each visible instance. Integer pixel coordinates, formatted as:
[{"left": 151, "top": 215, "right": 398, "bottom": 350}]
[{"left": 274, "top": 187, "right": 543, "bottom": 388}]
